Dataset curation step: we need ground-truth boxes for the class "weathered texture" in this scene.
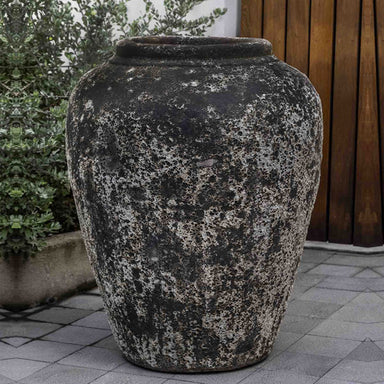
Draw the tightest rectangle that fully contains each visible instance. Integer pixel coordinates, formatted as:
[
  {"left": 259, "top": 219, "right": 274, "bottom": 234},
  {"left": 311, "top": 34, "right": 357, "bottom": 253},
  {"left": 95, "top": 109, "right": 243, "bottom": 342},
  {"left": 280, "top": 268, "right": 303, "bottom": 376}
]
[
  {"left": 0, "top": 231, "right": 94, "bottom": 310},
  {"left": 66, "top": 36, "right": 323, "bottom": 372}
]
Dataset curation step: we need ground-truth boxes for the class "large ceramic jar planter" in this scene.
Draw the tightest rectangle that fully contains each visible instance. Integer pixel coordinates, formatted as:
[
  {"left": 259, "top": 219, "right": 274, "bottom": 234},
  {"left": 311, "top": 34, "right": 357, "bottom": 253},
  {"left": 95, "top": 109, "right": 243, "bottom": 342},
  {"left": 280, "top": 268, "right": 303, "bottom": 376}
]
[{"left": 66, "top": 36, "right": 322, "bottom": 372}]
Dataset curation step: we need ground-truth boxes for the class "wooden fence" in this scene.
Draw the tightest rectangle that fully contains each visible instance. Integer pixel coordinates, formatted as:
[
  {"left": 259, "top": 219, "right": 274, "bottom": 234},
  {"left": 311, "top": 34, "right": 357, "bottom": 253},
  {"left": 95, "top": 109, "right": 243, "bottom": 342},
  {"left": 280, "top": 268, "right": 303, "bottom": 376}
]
[{"left": 241, "top": 0, "right": 384, "bottom": 247}]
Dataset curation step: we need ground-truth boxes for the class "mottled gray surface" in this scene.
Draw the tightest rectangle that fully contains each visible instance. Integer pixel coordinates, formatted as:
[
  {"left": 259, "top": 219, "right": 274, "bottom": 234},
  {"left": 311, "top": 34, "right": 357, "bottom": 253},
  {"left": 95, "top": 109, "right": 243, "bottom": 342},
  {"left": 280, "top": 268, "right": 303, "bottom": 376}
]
[{"left": 66, "top": 37, "right": 323, "bottom": 372}]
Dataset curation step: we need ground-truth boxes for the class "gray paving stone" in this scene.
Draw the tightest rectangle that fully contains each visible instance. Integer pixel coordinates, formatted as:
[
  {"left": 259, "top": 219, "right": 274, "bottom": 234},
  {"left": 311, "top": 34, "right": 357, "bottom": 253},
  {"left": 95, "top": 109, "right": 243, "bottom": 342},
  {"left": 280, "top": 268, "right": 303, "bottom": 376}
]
[
  {"left": 19, "top": 363, "right": 104, "bottom": 384},
  {"left": 302, "top": 250, "right": 333, "bottom": 264},
  {"left": 1, "top": 337, "right": 30, "bottom": 347},
  {"left": 0, "top": 321, "right": 60, "bottom": 338},
  {"left": 316, "top": 277, "right": 368, "bottom": 292},
  {"left": 273, "top": 332, "right": 303, "bottom": 351},
  {"left": 367, "top": 278, "right": 384, "bottom": 291},
  {"left": 286, "top": 300, "right": 341, "bottom": 319},
  {"left": 345, "top": 340, "right": 384, "bottom": 361},
  {"left": 22, "top": 306, "right": 46, "bottom": 314},
  {"left": 287, "top": 335, "right": 360, "bottom": 358},
  {"left": 240, "top": 369, "right": 318, "bottom": 384},
  {"left": 3, "top": 314, "right": 23, "bottom": 320},
  {"left": 315, "top": 379, "right": 360, "bottom": 384},
  {"left": 43, "top": 325, "right": 110, "bottom": 345},
  {"left": 163, "top": 381, "right": 201, "bottom": 384},
  {"left": 298, "top": 263, "right": 317, "bottom": 273},
  {"left": 295, "top": 273, "right": 326, "bottom": 287},
  {"left": 307, "top": 264, "right": 362, "bottom": 277},
  {"left": 323, "top": 359, "right": 384, "bottom": 383},
  {"left": 114, "top": 361, "right": 175, "bottom": 379},
  {"left": 328, "top": 304, "right": 384, "bottom": 323},
  {"left": 171, "top": 365, "right": 256, "bottom": 384},
  {"left": 92, "top": 372, "right": 165, "bottom": 384},
  {"left": 28, "top": 307, "right": 93, "bottom": 324},
  {"left": 0, "top": 374, "right": 14, "bottom": 384},
  {"left": 309, "top": 320, "right": 384, "bottom": 341},
  {"left": 279, "top": 315, "right": 322, "bottom": 334},
  {"left": 59, "top": 346, "right": 125, "bottom": 370},
  {"left": 256, "top": 347, "right": 283, "bottom": 369},
  {"left": 15, "top": 340, "right": 82, "bottom": 362},
  {"left": 59, "top": 295, "right": 104, "bottom": 311},
  {"left": 94, "top": 336, "right": 119, "bottom": 351},
  {"left": 354, "top": 268, "right": 382, "bottom": 278},
  {"left": 0, "top": 359, "right": 49, "bottom": 381},
  {"left": 375, "top": 340, "right": 384, "bottom": 351},
  {"left": 375, "top": 266, "right": 384, "bottom": 276},
  {"left": 299, "top": 288, "right": 359, "bottom": 305},
  {"left": 0, "top": 343, "right": 16, "bottom": 359},
  {"left": 290, "top": 285, "right": 310, "bottom": 299},
  {"left": 347, "top": 292, "right": 384, "bottom": 306},
  {"left": 261, "top": 351, "right": 340, "bottom": 377},
  {"left": 72, "top": 312, "right": 110, "bottom": 329},
  {"left": 288, "top": 285, "right": 311, "bottom": 302},
  {"left": 326, "top": 254, "right": 384, "bottom": 267},
  {"left": 376, "top": 291, "right": 384, "bottom": 299}
]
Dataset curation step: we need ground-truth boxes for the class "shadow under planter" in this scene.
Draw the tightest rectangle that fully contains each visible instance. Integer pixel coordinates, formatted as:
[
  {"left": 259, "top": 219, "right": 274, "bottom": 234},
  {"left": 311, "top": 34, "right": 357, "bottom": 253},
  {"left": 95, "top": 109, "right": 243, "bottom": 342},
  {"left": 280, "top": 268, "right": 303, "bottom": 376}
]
[{"left": 0, "top": 231, "right": 95, "bottom": 310}]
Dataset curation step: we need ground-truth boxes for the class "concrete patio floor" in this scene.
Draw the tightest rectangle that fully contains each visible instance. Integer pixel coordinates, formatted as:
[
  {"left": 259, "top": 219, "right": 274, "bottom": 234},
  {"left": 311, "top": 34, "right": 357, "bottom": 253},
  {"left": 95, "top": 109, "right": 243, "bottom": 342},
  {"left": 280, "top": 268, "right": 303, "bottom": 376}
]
[{"left": 1, "top": 248, "right": 384, "bottom": 383}]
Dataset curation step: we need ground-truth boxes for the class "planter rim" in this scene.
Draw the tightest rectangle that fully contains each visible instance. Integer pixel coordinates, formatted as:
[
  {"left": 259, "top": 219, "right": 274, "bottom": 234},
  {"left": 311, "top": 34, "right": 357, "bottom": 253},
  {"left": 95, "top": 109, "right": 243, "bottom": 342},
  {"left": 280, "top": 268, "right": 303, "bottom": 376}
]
[{"left": 115, "top": 36, "right": 273, "bottom": 60}]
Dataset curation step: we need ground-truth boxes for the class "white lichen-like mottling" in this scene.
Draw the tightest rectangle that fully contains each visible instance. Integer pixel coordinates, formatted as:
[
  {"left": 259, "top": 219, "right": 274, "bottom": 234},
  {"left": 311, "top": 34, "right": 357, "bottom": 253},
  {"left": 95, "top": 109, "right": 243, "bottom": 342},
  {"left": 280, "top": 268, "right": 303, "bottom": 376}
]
[{"left": 66, "top": 41, "right": 323, "bottom": 373}]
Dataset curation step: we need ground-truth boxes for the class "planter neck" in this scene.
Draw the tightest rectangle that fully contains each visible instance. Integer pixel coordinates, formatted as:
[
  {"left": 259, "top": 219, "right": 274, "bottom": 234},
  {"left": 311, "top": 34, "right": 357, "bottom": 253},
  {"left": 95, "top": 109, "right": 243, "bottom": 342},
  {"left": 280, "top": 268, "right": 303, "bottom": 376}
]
[{"left": 113, "top": 36, "right": 273, "bottom": 61}]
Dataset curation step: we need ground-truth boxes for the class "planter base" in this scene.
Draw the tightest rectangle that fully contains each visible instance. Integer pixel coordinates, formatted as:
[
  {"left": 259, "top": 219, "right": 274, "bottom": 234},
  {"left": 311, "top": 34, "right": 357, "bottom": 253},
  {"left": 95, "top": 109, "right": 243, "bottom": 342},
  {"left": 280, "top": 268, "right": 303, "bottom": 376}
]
[
  {"left": 0, "top": 231, "right": 95, "bottom": 310},
  {"left": 122, "top": 347, "right": 272, "bottom": 373}
]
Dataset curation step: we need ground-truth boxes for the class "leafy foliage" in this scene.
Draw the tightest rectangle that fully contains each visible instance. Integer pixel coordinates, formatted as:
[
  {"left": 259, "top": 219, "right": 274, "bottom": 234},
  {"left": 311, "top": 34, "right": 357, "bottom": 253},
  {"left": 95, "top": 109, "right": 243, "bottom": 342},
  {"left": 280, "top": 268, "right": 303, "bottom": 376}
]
[{"left": 0, "top": 0, "right": 226, "bottom": 258}]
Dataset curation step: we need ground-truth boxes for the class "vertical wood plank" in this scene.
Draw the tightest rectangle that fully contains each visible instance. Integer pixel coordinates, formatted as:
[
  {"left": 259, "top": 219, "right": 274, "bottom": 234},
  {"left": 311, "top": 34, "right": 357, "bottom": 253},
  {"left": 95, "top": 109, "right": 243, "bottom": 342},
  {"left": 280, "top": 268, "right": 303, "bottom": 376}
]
[
  {"left": 328, "top": 0, "right": 361, "bottom": 244},
  {"left": 240, "top": 0, "right": 384, "bottom": 246},
  {"left": 376, "top": 0, "right": 384, "bottom": 241},
  {"left": 286, "top": 0, "right": 310, "bottom": 74},
  {"left": 354, "top": 0, "right": 383, "bottom": 246},
  {"left": 307, "top": 0, "right": 335, "bottom": 241},
  {"left": 263, "top": 0, "right": 287, "bottom": 60},
  {"left": 241, "top": 0, "right": 263, "bottom": 37}
]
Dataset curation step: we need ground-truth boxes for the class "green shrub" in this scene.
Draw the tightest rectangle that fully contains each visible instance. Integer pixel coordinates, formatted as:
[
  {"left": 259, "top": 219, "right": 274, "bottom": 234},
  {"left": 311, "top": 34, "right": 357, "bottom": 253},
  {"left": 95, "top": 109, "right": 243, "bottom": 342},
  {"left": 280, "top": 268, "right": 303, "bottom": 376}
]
[{"left": 0, "top": 0, "right": 226, "bottom": 258}]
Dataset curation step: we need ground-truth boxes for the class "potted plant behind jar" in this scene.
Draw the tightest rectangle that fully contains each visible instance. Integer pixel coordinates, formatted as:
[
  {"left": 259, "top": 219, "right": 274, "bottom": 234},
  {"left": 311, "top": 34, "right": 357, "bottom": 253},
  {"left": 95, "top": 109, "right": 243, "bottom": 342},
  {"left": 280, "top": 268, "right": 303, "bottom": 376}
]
[
  {"left": 0, "top": 0, "right": 226, "bottom": 310},
  {"left": 67, "top": 36, "right": 322, "bottom": 372}
]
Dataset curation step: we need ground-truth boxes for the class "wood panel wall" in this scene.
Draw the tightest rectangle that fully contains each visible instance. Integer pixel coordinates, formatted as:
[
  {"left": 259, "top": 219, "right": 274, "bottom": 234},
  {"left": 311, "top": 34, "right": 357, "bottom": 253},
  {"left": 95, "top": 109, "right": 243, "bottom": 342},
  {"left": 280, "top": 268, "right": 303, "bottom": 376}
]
[{"left": 241, "top": 0, "right": 384, "bottom": 246}]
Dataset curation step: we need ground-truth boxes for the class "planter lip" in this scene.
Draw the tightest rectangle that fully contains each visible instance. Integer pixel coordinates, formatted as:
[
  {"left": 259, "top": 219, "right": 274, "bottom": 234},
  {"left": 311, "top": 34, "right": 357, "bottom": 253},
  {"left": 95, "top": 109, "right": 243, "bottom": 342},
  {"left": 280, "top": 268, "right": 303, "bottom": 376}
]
[{"left": 115, "top": 36, "right": 273, "bottom": 60}]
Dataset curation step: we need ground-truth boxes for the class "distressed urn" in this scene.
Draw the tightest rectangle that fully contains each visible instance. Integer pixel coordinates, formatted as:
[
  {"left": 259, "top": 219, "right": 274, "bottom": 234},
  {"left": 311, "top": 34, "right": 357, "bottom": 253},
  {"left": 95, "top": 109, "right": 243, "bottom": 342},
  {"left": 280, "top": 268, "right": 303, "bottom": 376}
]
[{"left": 66, "top": 36, "right": 323, "bottom": 372}]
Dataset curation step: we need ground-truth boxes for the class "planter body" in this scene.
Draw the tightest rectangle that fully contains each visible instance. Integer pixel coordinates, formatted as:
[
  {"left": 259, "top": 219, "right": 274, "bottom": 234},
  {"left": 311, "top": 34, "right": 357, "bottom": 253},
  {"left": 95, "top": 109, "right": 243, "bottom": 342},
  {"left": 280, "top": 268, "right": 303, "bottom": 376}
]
[
  {"left": 0, "top": 231, "right": 95, "bottom": 310},
  {"left": 66, "top": 37, "right": 323, "bottom": 372}
]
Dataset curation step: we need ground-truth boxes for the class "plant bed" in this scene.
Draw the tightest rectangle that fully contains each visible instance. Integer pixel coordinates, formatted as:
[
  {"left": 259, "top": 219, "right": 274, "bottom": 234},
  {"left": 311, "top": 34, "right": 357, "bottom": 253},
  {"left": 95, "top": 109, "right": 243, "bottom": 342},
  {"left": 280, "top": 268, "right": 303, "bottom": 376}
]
[{"left": 0, "top": 231, "right": 95, "bottom": 310}]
